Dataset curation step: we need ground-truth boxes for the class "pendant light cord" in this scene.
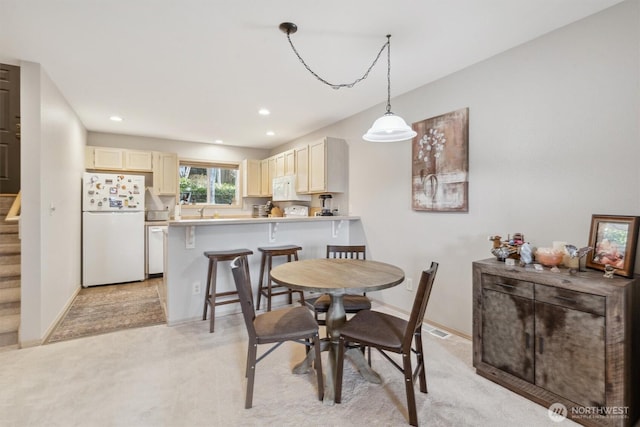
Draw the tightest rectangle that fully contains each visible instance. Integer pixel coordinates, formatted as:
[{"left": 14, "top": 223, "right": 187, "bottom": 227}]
[
  {"left": 284, "top": 29, "right": 391, "bottom": 91},
  {"left": 385, "top": 34, "right": 392, "bottom": 114}
]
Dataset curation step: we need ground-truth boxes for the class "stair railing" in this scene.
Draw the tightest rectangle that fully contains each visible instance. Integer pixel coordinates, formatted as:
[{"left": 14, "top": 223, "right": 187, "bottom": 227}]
[{"left": 5, "top": 191, "right": 20, "bottom": 222}]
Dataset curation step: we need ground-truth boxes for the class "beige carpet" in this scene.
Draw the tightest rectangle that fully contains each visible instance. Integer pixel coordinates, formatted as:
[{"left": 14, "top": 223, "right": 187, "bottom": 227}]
[
  {"left": 46, "top": 279, "right": 166, "bottom": 344},
  {"left": 0, "top": 309, "right": 582, "bottom": 426}
]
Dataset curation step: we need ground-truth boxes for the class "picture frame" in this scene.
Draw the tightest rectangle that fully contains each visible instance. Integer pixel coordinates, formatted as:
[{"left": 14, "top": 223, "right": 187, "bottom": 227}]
[
  {"left": 411, "top": 108, "right": 469, "bottom": 212},
  {"left": 586, "top": 214, "right": 640, "bottom": 278}
]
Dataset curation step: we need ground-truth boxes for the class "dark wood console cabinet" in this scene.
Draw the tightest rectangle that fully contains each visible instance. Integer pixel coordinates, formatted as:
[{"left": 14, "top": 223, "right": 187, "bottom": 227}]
[{"left": 473, "top": 258, "right": 639, "bottom": 426}]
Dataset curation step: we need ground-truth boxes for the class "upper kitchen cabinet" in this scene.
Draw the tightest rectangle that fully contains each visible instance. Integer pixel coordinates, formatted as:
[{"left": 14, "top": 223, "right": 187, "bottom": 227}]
[
  {"left": 308, "top": 137, "right": 347, "bottom": 193},
  {"left": 275, "top": 152, "right": 285, "bottom": 177},
  {"left": 152, "top": 152, "right": 178, "bottom": 195},
  {"left": 295, "top": 145, "right": 309, "bottom": 193},
  {"left": 86, "top": 146, "right": 152, "bottom": 172},
  {"left": 124, "top": 150, "right": 153, "bottom": 172},
  {"left": 86, "top": 146, "right": 123, "bottom": 170},
  {"left": 260, "top": 158, "right": 271, "bottom": 196},
  {"left": 242, "top": 159, "right": 262, "bottom": 197},
  {"left": 274, "top": 149, "right": 295, "bottom": 178},
  {"left": 284, "top": 149, "right": 295, "bottom": 176}
]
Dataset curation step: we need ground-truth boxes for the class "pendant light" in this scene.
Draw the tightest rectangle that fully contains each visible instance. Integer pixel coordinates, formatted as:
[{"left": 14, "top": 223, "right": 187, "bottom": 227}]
[
  {"left": 363, "top": 35, "right": 417, "bottom": 142},
  {"left": 279, "top": 23, "right": 416, "bottom": 142}
]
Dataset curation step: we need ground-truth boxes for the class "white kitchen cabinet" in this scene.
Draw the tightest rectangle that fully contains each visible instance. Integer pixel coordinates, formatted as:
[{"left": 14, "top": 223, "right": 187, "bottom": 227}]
[
  {"left": 242, "top": 159, "right": 262, "bottom": 197},
  {"left": 295, "top": 145, "right": 309, "bottom": 193},
  {"left": 260, "top": 158, "right": 271, "bottom": 196},
  {"left": 275, "top": 153, "right": 285, "bottom": 177},
  {"left": 274, "top": 149, "right": 295, "bottom": 178},
  {"left": 89, "top": 147, "right": 124, "bottom": 170},
  {"left": 284, "top": 149, "right": 295, "bottom": 176},
  {"left": 308, "top": 137, "right": 347, "bottom": 193},
  {"left": 86, "top": 146, "right": 153, "bottom": 172},
  {"left": 124, "top": 150, "right": 153, "bottom": 171},
  {"left": 85, "top": 147, "right": 96, "bottom": 169},
  {"left": 267, "top": 157, "right": 276, "bottom": 193},
  {"left": 153, "top": 152, "right": 178, "bottom": 195}
]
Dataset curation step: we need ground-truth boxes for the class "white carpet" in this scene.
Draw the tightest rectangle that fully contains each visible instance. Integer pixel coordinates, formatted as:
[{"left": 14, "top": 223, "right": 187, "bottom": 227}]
[{"left": 0, "top": 309, "right": 574, "bottom": 426}]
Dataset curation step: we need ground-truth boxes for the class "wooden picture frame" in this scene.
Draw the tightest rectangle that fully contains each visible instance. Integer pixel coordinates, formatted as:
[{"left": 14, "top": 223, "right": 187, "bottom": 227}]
[
  {"left": 586, "top": 214, "right": 640, "bottom": 278},
  {"left": 411, "top": 108, "right": 469, "bottom": 212}
]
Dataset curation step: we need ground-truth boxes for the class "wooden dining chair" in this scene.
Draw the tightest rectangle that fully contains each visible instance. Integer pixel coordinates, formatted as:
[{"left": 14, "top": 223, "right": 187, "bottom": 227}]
[
  {"left": 334, "top": 262, "right": 439, "bottom": 427},
  {"left": 304, "top": 245, "right": 372, "bottom": 326},
  {"left": 230, "top": 256, "right": 324, "bottom": 409}
]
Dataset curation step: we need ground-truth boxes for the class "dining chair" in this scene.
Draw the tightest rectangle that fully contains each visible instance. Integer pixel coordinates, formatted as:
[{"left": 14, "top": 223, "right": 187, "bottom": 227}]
[
  {"left": 304, "top": 245, "right": 372, "bottom": 326},
  {"left": 230, "top": 256, "right": 324, "bottom": 409},
  {"left": 334, "top": 262, "right": 439, "bottom": 427}
]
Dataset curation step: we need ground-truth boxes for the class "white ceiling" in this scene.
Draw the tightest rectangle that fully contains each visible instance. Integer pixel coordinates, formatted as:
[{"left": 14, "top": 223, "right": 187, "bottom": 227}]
[{"left": 0, "top": 0, "right": 624, "bottom": 149}]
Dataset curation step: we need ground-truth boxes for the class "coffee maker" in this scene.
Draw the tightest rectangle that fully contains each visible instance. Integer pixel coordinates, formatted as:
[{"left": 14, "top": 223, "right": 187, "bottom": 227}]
[{"left": 319, "top": 194, "right": 333, "bottom": 216}]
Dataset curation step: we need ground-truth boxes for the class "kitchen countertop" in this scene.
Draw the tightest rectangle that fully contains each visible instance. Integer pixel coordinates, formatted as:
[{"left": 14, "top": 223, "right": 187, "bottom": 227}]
[
  {"left": 168, "top": 215, "right": 360, "bottom": 227},
  {"left": 145, "top": 221, "right": 169, "bottom": 226}
]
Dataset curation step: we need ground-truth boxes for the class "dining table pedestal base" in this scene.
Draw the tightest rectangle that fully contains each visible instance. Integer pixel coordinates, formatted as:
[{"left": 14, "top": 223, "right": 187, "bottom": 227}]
[
  {"left": 292, "top": 292, "right": 382, "bottom": 404},
  {"left": 269, "top": 258, "right": 405, "bottom": 405}
]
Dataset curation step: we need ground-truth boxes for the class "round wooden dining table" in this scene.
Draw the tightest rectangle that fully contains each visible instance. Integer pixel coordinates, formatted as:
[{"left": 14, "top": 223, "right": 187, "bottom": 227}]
[{"left": 270, "top": 258, "right": 405, "bottom": 404}]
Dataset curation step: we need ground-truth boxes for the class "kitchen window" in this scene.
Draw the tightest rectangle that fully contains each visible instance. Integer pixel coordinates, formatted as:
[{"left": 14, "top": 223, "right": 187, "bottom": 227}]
[{"left": 179, "top": 160, "right": 239, "bottom": 207}]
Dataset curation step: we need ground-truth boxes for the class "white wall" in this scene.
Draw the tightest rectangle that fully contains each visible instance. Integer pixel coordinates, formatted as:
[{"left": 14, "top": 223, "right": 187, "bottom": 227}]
[
  {"left": 15, "top": 0, "right": 639, "bottom": 341},
  {"left": 275, "top": 0, "right": 640, "bottom": 336},
  {"left": 20, "top": 61, "right": 86, "bottom": 345}
]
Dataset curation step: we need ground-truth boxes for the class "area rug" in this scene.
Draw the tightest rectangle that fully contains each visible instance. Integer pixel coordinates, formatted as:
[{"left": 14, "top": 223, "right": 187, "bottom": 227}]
[{"left": 46, "top": 280, "right": 166, "bottom": 344}]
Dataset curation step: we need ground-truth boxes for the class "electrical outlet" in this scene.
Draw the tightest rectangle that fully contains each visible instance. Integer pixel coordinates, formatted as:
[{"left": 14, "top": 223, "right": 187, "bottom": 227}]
[
  {"left": 192, "top": 282, "right": 201, "bottom": 295},
  {"left": 405, "top": 278, "right": 413, "bottom": 291}
]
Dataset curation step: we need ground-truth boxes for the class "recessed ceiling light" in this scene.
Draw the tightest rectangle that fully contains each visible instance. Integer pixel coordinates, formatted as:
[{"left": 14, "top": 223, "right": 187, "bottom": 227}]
[
  {"left": 258, "top": 108, "right": 270, "bottom": 116},
  {"left": 109, "top": 116, "right": 123, "bottom": 122},
  {"left": 266, "top": 131, "right": 275, "bottom": 136}
]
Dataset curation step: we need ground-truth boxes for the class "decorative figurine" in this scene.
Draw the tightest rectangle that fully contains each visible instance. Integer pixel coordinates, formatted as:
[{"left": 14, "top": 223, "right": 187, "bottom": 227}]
[
  {"left": 520, "top": 242, "right": 533, "bottom": 265},
  {"left": 489, "top": 234, "right": 525, "bottom": 262},
  {"left": 565, "top": 244, "right": 593, "bottom": 275},
  {"left": 603, "top": 265, "right": 616, "bottom": 278}
]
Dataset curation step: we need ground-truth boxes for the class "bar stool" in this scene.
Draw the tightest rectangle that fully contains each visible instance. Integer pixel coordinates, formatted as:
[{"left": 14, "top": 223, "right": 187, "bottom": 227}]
[
  {"left": 255, "top": 245, "right": 304, "bottom": 311},
  {"left": 203, "top": 248, "right": 254, "bottom": 332}
]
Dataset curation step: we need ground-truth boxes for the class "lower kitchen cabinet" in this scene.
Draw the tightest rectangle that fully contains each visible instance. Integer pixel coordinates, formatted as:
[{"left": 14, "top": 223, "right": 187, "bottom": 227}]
[{"left": 473, "top": 258, "right": 639, "bottom": 426}]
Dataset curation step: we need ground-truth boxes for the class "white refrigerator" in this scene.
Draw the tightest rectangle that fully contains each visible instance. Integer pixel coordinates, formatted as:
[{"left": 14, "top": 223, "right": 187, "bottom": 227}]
[{"left": 82, "top": 172, "right": 145, "bottom": 287}]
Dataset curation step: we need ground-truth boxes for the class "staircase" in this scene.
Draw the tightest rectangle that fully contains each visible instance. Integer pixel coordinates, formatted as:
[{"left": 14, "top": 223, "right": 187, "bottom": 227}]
[{"left": 0, "top": 195, "right": 20, "bottom": 350}]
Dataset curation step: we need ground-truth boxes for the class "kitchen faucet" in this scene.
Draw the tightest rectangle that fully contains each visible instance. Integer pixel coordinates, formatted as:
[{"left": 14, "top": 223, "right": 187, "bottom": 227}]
[{"left": 197, "top": 208, "right": 205, "bottom": 218}]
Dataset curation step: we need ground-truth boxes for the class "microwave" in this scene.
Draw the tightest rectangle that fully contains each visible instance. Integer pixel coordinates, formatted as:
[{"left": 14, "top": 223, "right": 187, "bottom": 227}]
[{"left": 272, "top": 176, "right": 311, "bottom": 202}]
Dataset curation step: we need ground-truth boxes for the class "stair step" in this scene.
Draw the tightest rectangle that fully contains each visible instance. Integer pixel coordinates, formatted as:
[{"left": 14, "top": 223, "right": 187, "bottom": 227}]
[
  {"left": 0, "top": 223, "right": 18, "bottom": 234},
  {"left": 0, "top": 287, "right": 20, "bottom": 305},
  {"left": 0, "top": 197, "right": 15, "bottom": 215},
  {"left": 0, "top": 243, "right": 20, "bottom": 255},
  {"left": 0, "top": 331, "right": 18, "bottom": 349},
  {"left": 0, "top": 255, "right": 20, "bottom": 266},
  {"left": 0, "top": 300, "right": 19, "bottom": 316},
  {"left": 0, "top": 264, "right": 20, "bottom": 279},
  {"left": 0, "top": 313, "right": 19, "bottom": 334},
  {"left": 0, "top": 278, "right": 20, "bottom": 289},
  {"left": 0, "top": 233, "right": 20, "bottom": 244}
]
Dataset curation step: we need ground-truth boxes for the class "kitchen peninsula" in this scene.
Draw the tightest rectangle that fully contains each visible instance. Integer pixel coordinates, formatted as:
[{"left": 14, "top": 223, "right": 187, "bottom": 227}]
[{"left": 163, "top": 216, "right": 364, "bottom": 325}]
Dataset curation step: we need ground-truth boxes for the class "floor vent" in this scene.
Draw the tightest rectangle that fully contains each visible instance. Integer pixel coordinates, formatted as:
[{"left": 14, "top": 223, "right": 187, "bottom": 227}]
[{"left": 424, "top": 324, "right": 451, "bottom": 339}]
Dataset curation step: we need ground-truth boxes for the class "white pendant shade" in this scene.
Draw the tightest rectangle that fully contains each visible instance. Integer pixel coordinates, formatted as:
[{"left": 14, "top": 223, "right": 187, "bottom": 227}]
[{"left": 363, "top": 113, "right": 417, "bottom": 142}]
